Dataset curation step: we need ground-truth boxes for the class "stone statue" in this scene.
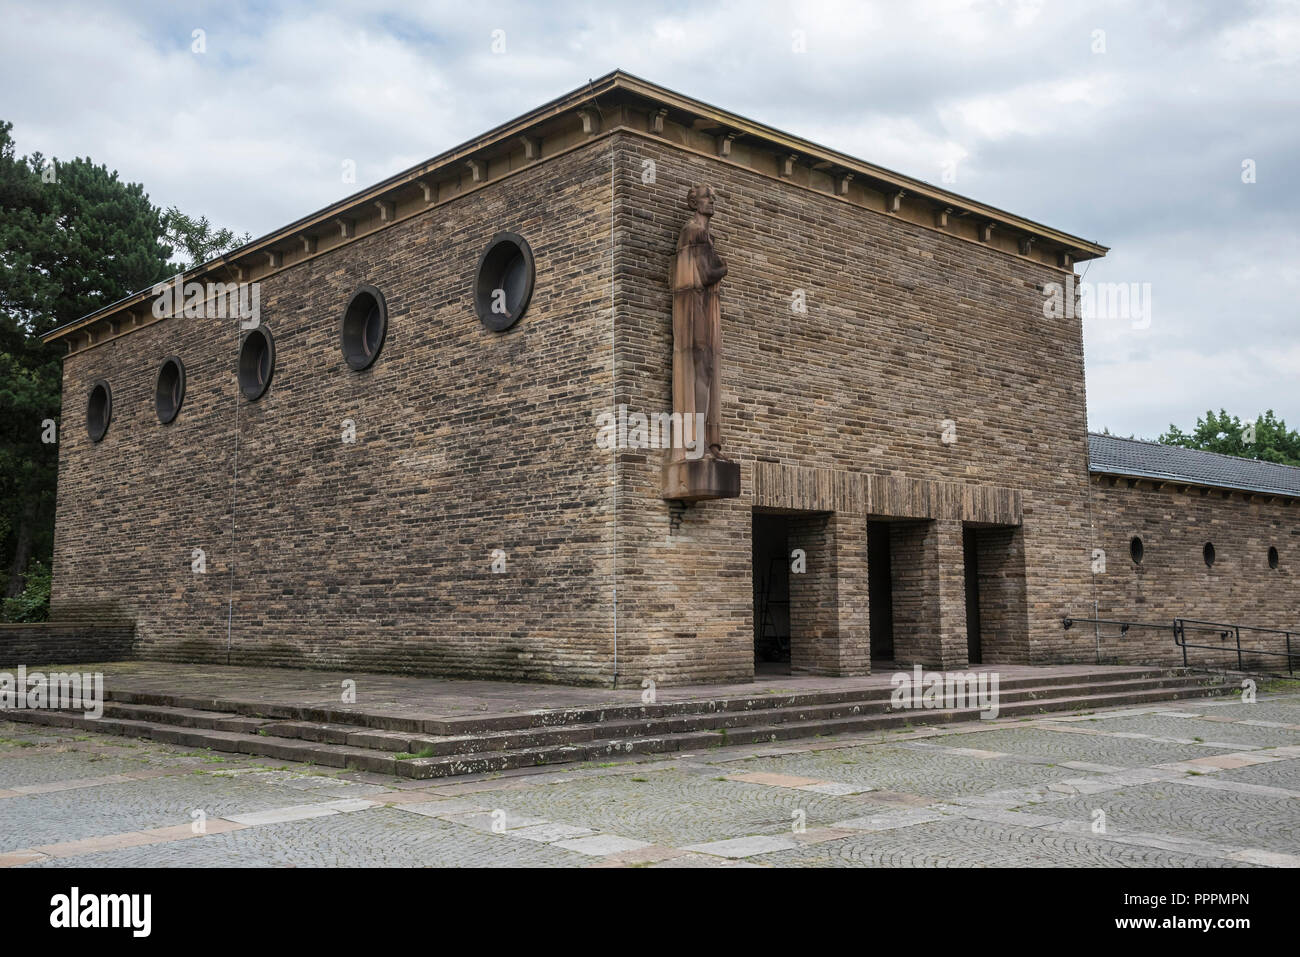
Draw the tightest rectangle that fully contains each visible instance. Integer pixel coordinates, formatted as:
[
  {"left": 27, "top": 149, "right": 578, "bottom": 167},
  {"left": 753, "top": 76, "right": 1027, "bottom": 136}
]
[{"left": 663, "top": 184, "right": 741, "bottom": 501}]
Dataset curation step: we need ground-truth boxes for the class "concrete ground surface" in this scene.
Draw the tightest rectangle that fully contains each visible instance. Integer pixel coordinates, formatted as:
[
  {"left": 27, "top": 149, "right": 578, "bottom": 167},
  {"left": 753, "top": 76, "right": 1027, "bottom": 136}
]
[{"left": 2, "top": 686, "right": 1298, "bottom": 868}]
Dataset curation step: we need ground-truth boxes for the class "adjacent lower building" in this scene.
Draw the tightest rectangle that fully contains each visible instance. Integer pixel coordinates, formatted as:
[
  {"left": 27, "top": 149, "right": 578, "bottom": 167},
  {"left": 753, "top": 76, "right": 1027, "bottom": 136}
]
[{"left": 43, "top": 72, "right": 1299, "bottom": 685}]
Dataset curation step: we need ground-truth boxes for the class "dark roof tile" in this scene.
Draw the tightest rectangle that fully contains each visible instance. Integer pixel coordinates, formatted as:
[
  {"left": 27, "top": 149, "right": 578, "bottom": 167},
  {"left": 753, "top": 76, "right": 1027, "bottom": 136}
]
[{"left": 1088, "top": 432, "right": 1300, "bottom": 497}]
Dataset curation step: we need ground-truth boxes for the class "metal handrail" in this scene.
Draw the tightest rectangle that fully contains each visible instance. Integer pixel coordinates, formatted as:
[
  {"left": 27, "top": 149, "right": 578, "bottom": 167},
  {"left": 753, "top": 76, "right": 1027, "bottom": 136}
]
[
  {"left": 1059, "top": 614, "right": 1297, "bottom": 676},
  {"left": 1173, "top": 618, "right": 1297, "bottom": 675},
  {"left": 1061, "top": 616, "right": 1175, "bottom": 664},
  {"left": 1061, "top": 616, "right": 1173, "bottom": 638}
]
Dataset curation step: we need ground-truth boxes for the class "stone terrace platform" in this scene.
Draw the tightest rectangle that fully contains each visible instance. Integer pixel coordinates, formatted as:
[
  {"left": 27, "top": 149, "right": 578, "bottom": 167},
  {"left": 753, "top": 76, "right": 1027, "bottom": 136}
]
[
  {"left": 14, "top": 660, "right": 1176, "bottom": 723},
  {"left": 1, "top": 660, "right": 1237, "bottom": 779}
]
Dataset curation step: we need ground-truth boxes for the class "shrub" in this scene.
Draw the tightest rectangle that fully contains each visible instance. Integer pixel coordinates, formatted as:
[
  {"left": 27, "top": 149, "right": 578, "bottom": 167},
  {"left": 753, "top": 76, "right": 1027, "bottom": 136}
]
[{"left": 2, "top": 560, "right": 51, "bottom": 622}]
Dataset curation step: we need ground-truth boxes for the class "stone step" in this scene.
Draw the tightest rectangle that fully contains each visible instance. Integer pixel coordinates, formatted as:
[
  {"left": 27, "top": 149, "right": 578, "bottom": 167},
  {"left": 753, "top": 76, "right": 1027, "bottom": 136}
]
[
  {"left": 92, "top": 702, "right": 273, "bottom": 734},
  {"left": 393, "top": 680, "right": 1235, "bottom": 778},
  {"left": 95, "top": 666, "right": 1189, "bottom": 737},
  {"left": 93, "top": 672, "right": 1217, "bottom": 757},
  {"left": 8, "top": 708, "right": 400, "bottom": 775},
  {"left": 361, "top": 673, "right": 1223, "bottom": 756},
  {"left": 4, "top": 673, "right": 1234, "bottom": 780}
]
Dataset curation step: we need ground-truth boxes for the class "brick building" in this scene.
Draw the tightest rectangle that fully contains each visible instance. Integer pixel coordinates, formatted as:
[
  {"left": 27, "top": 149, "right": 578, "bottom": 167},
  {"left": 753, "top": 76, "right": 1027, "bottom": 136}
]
[{"left": 43, "top": 72, "right": 1298, "bottom": 686}]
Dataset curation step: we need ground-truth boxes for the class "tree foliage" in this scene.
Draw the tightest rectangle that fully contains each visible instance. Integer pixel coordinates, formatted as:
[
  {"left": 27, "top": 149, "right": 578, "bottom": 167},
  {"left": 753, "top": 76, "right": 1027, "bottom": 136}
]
[
  {"left": 1156, "top": 409, "right": 1300, "bottom": 466},
  {"left": 161, "top": 205, "right": 251, "bottom": 272},
  {"left": 0, "top": 119, "right": 246, "bottom": 613}
]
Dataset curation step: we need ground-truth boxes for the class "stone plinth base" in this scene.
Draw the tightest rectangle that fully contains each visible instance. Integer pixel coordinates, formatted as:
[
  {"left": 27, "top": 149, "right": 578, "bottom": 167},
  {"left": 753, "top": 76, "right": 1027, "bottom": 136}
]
[{"left": 663, "top": 455, "right": 741, "bottom": 502}]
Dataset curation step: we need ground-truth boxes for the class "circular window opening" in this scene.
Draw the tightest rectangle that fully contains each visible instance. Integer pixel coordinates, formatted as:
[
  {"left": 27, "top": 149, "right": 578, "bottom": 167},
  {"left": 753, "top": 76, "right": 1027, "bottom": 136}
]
[
  {"left": 238, "top": 326, "right": 275, "bottom": 401},
  {"left": 340, "top": 285, "right": 387, "bottom": 370},
  {"left": 1268, "top": 546, "right": 1279, "bottom": 569},
  {"left": 86, "top": 380, "right": 112, "bottom": 442},
  {"left": 1203, "top": 542, "right": 1216, "bottom": 568},
  {"left": 473, "top": 232, "right": 535, "bottom": 332},
  {"left": 1129, "top": 536, "right": 1144, "bottom": 565},
  {"left": 154, "top": 356, "right": 186, "bottom": 424}
]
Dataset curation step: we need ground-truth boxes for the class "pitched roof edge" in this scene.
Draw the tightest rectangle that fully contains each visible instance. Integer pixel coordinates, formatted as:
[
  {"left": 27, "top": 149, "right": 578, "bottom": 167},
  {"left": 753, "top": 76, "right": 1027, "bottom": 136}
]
[
  {"left": 1087, "top": 432, "right": 1300, "bottom": 498},
  {"left": 45, "top": 69, "right": 1108, "bottom": 345}
]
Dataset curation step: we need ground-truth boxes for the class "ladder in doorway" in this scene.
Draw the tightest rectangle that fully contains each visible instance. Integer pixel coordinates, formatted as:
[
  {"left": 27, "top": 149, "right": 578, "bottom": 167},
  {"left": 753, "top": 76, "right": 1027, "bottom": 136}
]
[{"left": 754, "top": 555, "right": 791, "bottom": 662}]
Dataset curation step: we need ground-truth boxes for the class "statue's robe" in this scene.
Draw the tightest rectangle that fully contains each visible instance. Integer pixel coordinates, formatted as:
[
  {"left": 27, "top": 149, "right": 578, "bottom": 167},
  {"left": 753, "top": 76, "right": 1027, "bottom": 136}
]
[{"left": 670, "top": 216, "right": 727, "bottom": 456}]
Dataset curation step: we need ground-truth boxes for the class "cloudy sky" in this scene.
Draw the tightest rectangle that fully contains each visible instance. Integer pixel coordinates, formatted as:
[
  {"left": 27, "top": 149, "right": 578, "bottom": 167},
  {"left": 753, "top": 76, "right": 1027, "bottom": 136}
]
[{"left": 2, "top": 0, "right": 1296, "bottom": 439}]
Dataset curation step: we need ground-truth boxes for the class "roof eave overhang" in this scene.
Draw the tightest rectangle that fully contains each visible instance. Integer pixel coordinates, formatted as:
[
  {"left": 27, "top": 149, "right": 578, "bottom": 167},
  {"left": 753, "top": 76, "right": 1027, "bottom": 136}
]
[
  {"left": 611, "top": 72, "right": 1108, "bottom": 262},
  {"left": 1089, "top": 465, "right": 1300, "bottom": 501},
  {"left": 45, "top": 69, "right": 1108, "bottom": 346}
]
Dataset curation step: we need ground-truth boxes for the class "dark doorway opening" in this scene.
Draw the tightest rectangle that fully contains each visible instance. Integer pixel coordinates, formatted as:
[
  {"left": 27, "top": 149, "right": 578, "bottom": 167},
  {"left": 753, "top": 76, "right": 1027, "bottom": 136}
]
[
  {"left": 963, "top": 526, "right": 983, "bottom": 665},
  {"left": 752, "top": 513, "right": 790, "bottom": 667},
  {"left": 867, "top": 520, "right": 895, "bottom": 661}
]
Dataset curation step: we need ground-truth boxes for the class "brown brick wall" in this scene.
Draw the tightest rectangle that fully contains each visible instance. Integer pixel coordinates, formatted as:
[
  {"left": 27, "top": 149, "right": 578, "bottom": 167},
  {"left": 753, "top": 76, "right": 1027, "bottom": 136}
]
[
  {"left": 0, "top": 623, "right": 136, "bottom": 666},
  {"left": 609, "top": 131, "right": 1097, "bottom": 682},
  {"left": 52, "top": 144, "right": 620, "bottom": 684},
  {"left": 1082, "top": 480, "right": 1299, "bottom": 667},
  {"left": 49, "top": 126, "right": 1294, "bottom": 688}
]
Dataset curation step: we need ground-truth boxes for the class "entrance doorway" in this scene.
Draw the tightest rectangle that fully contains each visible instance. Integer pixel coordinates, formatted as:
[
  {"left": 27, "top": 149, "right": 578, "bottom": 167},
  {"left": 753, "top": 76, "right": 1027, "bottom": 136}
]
[
  {"left": 867, "top": 520, "right": 895, "bottom": 661},
  {"left": 752, "top": 513, "right": 791, "bottom": 667},
  {"left": 963, "top": 526, "right": 983, "bottom": 664},
  {"left": 960, "top": 524, "right": 1027, "bottom": 665}
]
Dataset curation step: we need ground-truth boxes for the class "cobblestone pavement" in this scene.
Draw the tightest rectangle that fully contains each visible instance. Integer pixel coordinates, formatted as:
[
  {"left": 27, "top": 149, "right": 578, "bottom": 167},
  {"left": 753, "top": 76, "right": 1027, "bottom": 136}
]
[{"left": 2, "top": 690, "right": 1298, "bottom": 868}]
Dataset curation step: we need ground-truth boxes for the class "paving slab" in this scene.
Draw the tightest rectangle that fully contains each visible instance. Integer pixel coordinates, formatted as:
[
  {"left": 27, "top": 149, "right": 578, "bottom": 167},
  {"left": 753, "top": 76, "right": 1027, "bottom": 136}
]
[
  {"left": 552, "top": 834, "right": 653, "bottom": 856},
  {"left": 507, "top": 822, "right": 597, "bottom": 843},
  {"left": 683, "top": 834, "right": 802, "bottom": 858},
  {"left": 225, "top": 799, "right": 377, "bottom": 826}
]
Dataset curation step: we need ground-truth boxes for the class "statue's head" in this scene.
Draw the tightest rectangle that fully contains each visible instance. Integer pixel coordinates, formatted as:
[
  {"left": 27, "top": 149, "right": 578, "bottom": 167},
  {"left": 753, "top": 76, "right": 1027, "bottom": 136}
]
[{"left": 686, "top": 184, "right": 715, "bottom": 217}]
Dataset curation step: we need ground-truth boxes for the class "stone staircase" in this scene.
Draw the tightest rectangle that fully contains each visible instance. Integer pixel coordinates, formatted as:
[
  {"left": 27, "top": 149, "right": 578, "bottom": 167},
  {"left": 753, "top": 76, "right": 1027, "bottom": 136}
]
[{"left": 4, "top": 667, "right": 1235, "bottom": 779}]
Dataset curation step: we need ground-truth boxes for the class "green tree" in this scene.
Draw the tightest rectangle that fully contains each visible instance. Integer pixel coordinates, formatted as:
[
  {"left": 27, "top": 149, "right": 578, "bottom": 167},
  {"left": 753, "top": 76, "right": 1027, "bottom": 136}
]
[
  {"left": 1, "top": 120, "right": 174, "bottom": 602},
  {"left": 1156, "top": 409, "right": 1300, "bottom": 466},
  {"left": 0, "top": 120, "right": 243, "bottom": 612},
  {"left": 161, "top": 205, "right": 251, "bottom": 272}
]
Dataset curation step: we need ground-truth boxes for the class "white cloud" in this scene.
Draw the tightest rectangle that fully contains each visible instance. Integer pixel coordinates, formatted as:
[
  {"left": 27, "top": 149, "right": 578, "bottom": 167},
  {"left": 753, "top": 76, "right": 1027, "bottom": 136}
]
[{"left": 2, "top": 0, "right": 1297, "bottom": 436}]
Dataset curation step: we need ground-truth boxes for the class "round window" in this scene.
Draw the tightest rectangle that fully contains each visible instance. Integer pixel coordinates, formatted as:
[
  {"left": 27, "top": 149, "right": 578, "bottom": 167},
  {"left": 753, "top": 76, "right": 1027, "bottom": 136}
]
[
  {"left": 473, "top": 232, "right": 535, "bottom": 332},
  {"left": 1129, "top": 536, "right": 1144, "bottom": 565},
  {"left": 1203, "top": 542, "right": 1216, "bottom": 568},
  {"left": 1268, "top": 546, "right": 1279, "bottom": 570},
  {"left": 155, "top": 356, "right": 186, "bottom": 424},
  {"left": 86, "top": 380, "right": 112, "bottom": 442},
  {"left": 238, "top": 326, "right": 275, "bottom": 401},
  {"left": 341, "top": 285, "right": 387, "bottom": 370}
]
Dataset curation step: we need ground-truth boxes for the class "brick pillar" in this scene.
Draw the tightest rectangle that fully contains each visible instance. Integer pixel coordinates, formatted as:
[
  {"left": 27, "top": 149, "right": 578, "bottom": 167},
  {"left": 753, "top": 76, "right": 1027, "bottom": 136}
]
[
  {"left": 889, "top": 519, "right": 968, "bottom": 669},
  {"left": 786, "top": 512, "right": 870, "bottom": 676}
]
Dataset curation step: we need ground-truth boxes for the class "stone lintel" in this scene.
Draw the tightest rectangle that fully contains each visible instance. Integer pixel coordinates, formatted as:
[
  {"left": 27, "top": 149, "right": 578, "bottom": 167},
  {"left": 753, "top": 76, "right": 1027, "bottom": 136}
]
[{"left": 752, "top": 462, "right": 1021, "bottom": 525}]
